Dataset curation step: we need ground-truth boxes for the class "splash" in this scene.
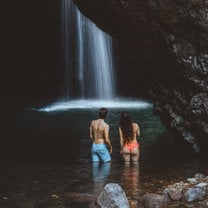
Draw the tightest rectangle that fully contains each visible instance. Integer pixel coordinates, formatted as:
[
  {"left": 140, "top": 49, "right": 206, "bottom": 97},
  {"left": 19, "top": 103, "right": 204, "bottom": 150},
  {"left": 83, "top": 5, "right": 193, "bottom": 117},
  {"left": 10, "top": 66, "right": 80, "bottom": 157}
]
[{"left": 38, "top": 99, "right": 152, "bottom": 112}]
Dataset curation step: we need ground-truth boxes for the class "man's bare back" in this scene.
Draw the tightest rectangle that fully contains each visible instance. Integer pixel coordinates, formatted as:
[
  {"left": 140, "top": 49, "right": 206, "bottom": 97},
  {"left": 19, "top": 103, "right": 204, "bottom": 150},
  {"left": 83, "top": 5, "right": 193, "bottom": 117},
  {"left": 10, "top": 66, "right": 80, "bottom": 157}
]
[
  {"left": 90, "top": 119, "right": 109, "bottom": 144},
  {"left": 89, "top": 108, "right": 112, "bottom": 161}
]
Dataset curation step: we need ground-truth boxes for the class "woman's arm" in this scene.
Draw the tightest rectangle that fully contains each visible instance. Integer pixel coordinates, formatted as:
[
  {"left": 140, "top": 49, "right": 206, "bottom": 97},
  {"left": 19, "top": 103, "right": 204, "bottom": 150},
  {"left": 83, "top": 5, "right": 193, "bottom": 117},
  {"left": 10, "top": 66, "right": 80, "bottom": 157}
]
[
  {"left": 136, "top": 124, "right": 140, "bottom": 136},
  {"left": 133, "top": 123, "right": 140, "bottom": 136},
  {"left": 119, "top": 127, "right": 124, "bottom": 154}
]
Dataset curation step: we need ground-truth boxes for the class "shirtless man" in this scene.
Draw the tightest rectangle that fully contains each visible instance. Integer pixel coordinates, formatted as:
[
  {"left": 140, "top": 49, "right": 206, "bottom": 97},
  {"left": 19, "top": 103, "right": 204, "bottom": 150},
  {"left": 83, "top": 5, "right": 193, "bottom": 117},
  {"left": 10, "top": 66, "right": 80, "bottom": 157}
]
[{"left": 89, "top": 108, "right": 112, "bottom": 162}]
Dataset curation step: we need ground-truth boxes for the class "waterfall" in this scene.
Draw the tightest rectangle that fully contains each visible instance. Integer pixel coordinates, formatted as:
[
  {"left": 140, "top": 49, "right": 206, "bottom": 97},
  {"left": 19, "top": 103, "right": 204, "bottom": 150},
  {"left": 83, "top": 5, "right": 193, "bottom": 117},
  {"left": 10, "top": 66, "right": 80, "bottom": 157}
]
[
  {"left": 61, "top": 0, "right": 115, "bottom": 100},
  {"left": 38, "top": 0, "right": 152, "bottom": 111}
]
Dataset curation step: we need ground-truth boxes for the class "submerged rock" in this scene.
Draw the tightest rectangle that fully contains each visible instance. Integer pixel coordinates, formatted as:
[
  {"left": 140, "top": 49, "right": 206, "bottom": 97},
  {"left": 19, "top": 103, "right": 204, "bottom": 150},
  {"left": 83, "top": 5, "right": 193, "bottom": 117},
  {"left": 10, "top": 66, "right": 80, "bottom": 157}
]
[
  {"left": 142, "top": 193, "right": 170, "bottom": 208},
  {"left": 163, "top": 186, "right": 183, "bottom": 201}
]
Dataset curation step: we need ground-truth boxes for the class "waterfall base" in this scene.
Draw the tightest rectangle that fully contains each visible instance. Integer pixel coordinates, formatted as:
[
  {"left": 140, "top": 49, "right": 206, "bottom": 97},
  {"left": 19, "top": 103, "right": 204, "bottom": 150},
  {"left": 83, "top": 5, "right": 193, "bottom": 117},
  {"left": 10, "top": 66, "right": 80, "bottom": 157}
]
[{"left": 37, "top": 98, "right": 152, "bottom": 112}]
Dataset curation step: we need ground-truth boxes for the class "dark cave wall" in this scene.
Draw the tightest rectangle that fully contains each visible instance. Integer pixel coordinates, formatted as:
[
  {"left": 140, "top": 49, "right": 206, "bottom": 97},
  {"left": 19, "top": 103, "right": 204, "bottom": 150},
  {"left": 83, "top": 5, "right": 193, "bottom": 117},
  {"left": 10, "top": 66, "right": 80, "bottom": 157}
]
[
  {"left": 1, "top": 0, "right": 63, "bottom": 107},
  {"left": 73, "top": 0, "right": 208, "bottom": 151}
]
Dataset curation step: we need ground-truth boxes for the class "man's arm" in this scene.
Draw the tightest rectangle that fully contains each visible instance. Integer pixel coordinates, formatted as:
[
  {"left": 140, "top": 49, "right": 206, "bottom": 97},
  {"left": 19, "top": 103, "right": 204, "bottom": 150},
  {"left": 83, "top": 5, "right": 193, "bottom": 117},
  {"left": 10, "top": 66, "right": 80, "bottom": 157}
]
[
  {"left": 104, "top": 124, "right": 112, "bottom": 154},
  {"left": 89, "top": 121, "right": 93, "bottom": 140}
]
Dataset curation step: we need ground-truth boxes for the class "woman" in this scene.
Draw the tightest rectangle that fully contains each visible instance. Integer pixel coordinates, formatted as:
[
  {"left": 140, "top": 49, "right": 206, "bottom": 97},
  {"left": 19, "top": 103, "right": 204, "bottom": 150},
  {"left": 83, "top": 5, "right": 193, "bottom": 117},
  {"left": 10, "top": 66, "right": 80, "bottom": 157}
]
[{"left": 119, "top": 111, "right": 140, "bottom": 162}]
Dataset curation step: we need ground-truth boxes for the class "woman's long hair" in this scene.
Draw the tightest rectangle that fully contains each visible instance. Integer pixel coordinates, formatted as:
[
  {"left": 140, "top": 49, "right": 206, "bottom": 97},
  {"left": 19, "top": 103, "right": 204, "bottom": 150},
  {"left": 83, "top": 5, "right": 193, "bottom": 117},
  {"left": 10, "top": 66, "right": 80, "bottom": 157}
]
[{"left": 119, "top": 111, "right": 133, "bottom": 143}]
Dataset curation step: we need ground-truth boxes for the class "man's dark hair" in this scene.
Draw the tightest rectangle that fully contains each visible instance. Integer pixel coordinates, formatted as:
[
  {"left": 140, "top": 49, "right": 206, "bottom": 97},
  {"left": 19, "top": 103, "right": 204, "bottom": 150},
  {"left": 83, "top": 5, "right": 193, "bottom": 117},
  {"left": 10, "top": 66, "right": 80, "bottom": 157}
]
[{"left": 99, "top": 107, "right": 108, "bottom": 119}]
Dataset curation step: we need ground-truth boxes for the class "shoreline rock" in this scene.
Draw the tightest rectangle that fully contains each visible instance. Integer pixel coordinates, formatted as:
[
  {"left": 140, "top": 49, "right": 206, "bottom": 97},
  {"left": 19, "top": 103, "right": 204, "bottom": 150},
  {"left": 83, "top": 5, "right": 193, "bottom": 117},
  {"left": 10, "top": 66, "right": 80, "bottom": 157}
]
[
  {"left": 142, "top": 173, "right": 208, "bottom": 207},
  {"left": 96, "top": 173, "right": 208, "bottom": 208}
]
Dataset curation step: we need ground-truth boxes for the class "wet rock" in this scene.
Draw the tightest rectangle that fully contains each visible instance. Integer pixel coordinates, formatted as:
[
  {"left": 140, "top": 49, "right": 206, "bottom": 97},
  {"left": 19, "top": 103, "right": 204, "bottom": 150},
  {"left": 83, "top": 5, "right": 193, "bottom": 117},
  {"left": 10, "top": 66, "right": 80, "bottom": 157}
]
[
  {"left": 142, "top": 193, "right": 169, "bottom": 208},
  {"left": 163, "top": 187, "right": 183, "bottom": 201},
  {"left": 96, "top": 183, "right": 129, "bottom": 208},
  {"left": 184, "top": 187, "right": 206, "bottom": 202},
  {"left": 187, "top": 178, "right": 197, "bottom": 184},
  {"left": 162, "top": 173, "right": 208, "bottom": 206},
  {"left": 190, "top": 93, "right": 208, "bottom": 117},
  {"left": 194, "top": 173, "right": 206, "bottom": 179},
  {"left": 195, "top": 182, "right": 208, "bottom": 190},
  {"left": 141, "top": 173, "right": 208, "bottom": 207}
]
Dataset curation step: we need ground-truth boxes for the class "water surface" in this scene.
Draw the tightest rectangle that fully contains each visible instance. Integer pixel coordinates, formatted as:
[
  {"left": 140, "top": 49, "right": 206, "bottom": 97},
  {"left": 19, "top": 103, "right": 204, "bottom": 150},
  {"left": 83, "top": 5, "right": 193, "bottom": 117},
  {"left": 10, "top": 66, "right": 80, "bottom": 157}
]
[{"left": 1, "top": 101, "right": 208, "bottom": 208}]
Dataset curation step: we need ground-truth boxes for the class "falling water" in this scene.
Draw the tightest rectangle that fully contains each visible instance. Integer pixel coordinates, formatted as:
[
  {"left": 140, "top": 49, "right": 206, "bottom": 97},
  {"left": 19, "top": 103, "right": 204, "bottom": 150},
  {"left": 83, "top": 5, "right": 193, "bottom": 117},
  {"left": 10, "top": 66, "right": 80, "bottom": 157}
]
[
  {"left": 38, "top": 0, "right": 152, "bottom": 111},
  {"left": 61, "top": 0, "right": 115, "bottom": 100}
]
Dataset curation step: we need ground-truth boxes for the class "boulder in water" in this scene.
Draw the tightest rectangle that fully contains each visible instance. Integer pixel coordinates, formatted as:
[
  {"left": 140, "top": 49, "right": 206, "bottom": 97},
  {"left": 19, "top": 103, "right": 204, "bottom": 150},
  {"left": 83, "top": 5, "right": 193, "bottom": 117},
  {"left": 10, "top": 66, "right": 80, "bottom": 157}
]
[{"left": 96, "top": 183, "right": 129, "bottom": 208}]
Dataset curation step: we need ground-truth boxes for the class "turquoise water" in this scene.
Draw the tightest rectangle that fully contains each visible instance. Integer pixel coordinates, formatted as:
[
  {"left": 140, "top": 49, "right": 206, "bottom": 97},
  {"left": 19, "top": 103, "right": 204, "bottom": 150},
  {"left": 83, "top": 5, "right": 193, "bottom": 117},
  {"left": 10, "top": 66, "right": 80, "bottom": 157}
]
[{"left": 27, "top": 101, "right": 167, "bottom": 163}]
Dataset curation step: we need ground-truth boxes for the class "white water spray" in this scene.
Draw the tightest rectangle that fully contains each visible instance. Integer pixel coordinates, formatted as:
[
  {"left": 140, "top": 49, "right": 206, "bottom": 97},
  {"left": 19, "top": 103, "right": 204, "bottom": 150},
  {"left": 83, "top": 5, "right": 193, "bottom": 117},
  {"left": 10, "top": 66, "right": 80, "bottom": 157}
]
[{"left": 38, "top": 99, "right": 152, "bottom": 112}]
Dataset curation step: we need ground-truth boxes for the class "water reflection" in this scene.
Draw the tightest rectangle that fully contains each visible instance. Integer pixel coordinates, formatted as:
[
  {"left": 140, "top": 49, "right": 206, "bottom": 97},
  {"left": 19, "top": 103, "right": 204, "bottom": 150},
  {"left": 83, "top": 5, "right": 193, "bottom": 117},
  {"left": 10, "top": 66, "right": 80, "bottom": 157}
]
[
  {"left": 92, "top": 162, "right": 111, "bottom": 182},
  {"left": 92, "top": 162, "right": 111, "bottom": 194},
  {"left": 121, "top": 162, "right": 140, "bottom": 199}
]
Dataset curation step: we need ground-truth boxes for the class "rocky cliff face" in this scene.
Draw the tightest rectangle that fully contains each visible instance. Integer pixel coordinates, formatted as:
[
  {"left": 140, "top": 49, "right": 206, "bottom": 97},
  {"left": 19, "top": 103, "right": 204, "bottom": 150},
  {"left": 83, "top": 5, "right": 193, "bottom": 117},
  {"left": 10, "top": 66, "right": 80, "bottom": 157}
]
[{"left": 73, "top": 0, "right": 208, "bottom": 152}]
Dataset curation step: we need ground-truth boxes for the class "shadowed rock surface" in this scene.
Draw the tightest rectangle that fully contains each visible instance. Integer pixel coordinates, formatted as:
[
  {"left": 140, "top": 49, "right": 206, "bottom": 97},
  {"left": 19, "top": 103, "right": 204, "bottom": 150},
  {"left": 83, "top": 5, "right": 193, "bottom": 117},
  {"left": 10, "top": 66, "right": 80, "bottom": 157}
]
[{"left": 73, "top": 0, "right": 208, "bottom": 152}]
